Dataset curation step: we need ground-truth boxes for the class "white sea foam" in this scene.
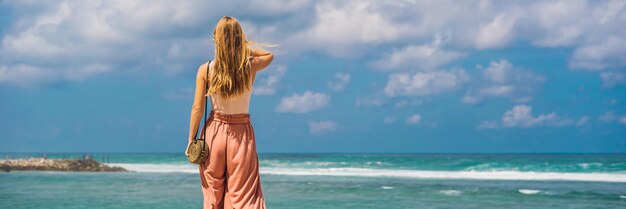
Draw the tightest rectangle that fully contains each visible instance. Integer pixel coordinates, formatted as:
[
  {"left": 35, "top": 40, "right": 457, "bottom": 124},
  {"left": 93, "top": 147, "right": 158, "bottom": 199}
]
[
  {"left": 381, "top": 186, "right": 394, "bottom": 190},
  {"left": 366, "top": 161, "right": 389, "bottom": 166},
  {"left": 518, "top": 189, "right": 541, "bottom": 195},
  {"left": 578, "top": 163, "right": 602, "bottom": 169},
  {"left": 304, "top": 161, "right": 336, "bottom": 166},
  {"left": 439, "top": 190, "right": 462, "bottom": 196},
  {"left": 261, "top": 167, "right": 626, "bottom": 183},
  {"left": 620, "top": 195, "right": 626, "bottom": 199},
  {"left": 107, "top": 163, "right": 198, "bottom": 173},
  {"left": 107, "top": 163, "right": 626, "bottom": 183}
]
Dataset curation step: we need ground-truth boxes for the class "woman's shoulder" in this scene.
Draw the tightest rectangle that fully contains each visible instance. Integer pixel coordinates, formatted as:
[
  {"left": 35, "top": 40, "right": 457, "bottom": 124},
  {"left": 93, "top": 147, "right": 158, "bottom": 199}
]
[{"left": 196, "top": 60, "right": 212, "bottom": 80}]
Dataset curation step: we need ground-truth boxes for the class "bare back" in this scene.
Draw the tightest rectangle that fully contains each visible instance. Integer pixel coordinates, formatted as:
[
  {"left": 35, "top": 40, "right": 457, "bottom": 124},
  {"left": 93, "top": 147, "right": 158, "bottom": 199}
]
[{"left": 206, "top": 60, "right": 257, "bottom": 114}]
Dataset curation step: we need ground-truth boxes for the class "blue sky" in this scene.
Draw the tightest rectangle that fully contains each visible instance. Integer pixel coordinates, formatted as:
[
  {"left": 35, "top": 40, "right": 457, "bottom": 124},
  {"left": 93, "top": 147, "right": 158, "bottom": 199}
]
[{"left": 0, "top": 0, "right": 625, "bottom": 153}]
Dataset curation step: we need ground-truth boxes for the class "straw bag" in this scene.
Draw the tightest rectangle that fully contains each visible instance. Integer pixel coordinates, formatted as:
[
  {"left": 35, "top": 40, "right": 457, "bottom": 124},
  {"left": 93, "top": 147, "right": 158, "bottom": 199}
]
[{"left": 187, "top": 60, "right": 213, "bottom": 164}]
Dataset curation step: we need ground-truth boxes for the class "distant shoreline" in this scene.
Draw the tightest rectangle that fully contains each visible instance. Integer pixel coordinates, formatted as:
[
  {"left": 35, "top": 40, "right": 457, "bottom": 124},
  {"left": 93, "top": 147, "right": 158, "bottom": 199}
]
[{"left": 0, "top": 157, "right": 127, "bottom": 172}]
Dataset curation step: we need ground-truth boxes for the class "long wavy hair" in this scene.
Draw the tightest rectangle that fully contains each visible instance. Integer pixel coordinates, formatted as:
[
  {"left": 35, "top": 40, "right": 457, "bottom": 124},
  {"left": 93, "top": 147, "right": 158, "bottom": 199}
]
[{"left": 207, "top": 16, "right": 251, "bottom": 99}]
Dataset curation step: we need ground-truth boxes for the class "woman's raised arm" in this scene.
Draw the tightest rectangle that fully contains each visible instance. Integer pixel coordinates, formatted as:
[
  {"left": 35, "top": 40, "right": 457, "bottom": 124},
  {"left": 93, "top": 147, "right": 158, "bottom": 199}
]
[{"left": 250, "top": 48, "right": 274, "bottom": 72}]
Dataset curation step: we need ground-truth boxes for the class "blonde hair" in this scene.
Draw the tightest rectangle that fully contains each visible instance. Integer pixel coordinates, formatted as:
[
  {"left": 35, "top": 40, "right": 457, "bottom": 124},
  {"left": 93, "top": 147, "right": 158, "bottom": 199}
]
[
  {"left": 207, "top": 16, "right": 251, "bottom": 99},
  {"left": 205, "top": 16, "right": 278, "bottom": 99}
]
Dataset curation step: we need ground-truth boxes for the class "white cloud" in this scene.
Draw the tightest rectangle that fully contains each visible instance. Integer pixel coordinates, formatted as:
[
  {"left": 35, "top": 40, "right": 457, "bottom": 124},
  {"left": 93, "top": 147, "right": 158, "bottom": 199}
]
[
  {"left": 599, "top": 111, "right": 618, "bottom": 122},
  {"left": 253, "top": 65, "right": 288, "bottom": 96},
  {"left": 475, "top": 13, "right": 518, "bottom": 49},
  {"left": 479, "top": 105, "right": 575, "bottom": 129},
  {"left": 0, "top": 64, "right": 52, "bottom": 87},
  {"left": 311, "top": 1, "right": 403, "bottom": 43},
  {"left": 0, "top": 0, "right": 220, "bottom": 86},
  {"left": 2, "top": 0, "right": 625, "bottom": 89},
  {"left": 383, "top": 116, "right": 395, "bottom": 124},
  {"left": 371, "top": 35, "right": 465, "bottom": 71},
  {"left": 599, "top": 111, "right": 626, "bottom": 125},
  {"left": 308, "top": 120, "right": 338, "bottom": 134},
  {"left": 570, "top": 36, "right": 626, "bottom": 70},
  {"left": 501, "top": 105, "right": 571, "bottom": 127},
  {"left": 327, "top": 72, "right": 351, "bottom": 92},
  {"left": 483, "top": 59, "right": 514, "bottom": 83},
  {"left": 477, "top": 85, "right": 514, "bottom": 96},
  {"left": 276, "top": 91, "right": 330, "bottom": 113},
  {"left": 576, "top": 116, "right": 589, "bottom": 126},
  {"left": 461, "top": 95, "right": 481, "bottom": 105},
  {"left": 286, "top": 0, "right": 626, "bottom": 77},
  {"left": 394, "top": 99, "right": 424, "bottom": 109},
  {"left": 528, "top": 0, "right": 588, "bottom": 47},
  {"left": 384, "top": 69, "right": 469, "bottom": 97},
  {"left": 406, "top": 114, "right": 422, "bottom": 124},
  {"left": 1, "top": 2, "right": 73, "bottom": 59},
  {"left": 355, "top": 97, "right": 384, "bottom": 107},
  {"left": 599, "top": 71, "right": 626, "bottom": 88},
  {"left": 477, "top": 120, "right": 499, "bottom": 129},
  {"left": 289, "top": 1, "right": 411, "bottom": 57},
  {"left": 247, "top": 0, "right": 313, "bottom": 15},
  {"left": 0, "top": 63, "right": 111, "bottom": 87},
  {"left": 463, "top": 60, "right": 545, "bottom": 104}
]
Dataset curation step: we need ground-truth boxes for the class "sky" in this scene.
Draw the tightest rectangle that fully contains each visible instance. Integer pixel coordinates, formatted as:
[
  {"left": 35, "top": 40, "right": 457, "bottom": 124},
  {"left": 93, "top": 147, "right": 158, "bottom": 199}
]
[{"left": 0, "top": 0, "right": 625, "bottom": 153}]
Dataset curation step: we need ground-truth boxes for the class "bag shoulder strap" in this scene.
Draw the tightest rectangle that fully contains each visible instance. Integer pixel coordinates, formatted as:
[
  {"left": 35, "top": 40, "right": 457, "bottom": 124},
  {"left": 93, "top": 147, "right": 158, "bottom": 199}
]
[{"left": 197, "top": 60, "right": 212, "bottom": 140}]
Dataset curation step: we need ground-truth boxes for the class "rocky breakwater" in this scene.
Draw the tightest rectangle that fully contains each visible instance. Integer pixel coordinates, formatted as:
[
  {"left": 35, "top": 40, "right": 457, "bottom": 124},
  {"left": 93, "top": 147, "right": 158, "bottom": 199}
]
[{"left": 0, "top": 157, "right": 127, "bottom": 172}]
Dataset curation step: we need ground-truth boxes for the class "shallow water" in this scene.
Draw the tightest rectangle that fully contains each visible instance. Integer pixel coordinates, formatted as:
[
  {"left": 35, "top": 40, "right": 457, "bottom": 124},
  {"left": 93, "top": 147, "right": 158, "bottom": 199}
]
[{"left": 1, "top": 153, "right": 625, "bottom": 208}]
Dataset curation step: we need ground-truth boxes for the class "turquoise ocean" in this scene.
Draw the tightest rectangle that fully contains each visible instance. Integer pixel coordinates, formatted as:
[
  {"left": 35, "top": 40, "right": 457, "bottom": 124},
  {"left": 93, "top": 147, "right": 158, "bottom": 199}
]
[{"left": 1, "top": 153, "right": 625, "bottom": 209}]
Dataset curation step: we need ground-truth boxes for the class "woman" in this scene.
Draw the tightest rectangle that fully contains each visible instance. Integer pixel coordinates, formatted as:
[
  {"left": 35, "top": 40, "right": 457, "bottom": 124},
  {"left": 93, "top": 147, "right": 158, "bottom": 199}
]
[{"left": 186, "top": 16, "right": 274, "bottom": 209}]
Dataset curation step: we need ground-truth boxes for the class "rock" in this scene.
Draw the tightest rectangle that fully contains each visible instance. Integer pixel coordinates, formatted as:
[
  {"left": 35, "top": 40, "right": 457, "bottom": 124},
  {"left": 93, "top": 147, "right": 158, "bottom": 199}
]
[{"left": 0, "top": 158, "right": 127, "bottom": 172}]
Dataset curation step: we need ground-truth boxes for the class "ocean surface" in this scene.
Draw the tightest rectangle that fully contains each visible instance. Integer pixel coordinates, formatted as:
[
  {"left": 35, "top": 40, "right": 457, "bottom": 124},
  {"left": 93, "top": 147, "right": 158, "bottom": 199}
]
[{"left": 1, "top": 153, "right": 625, "bottom": 209}]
